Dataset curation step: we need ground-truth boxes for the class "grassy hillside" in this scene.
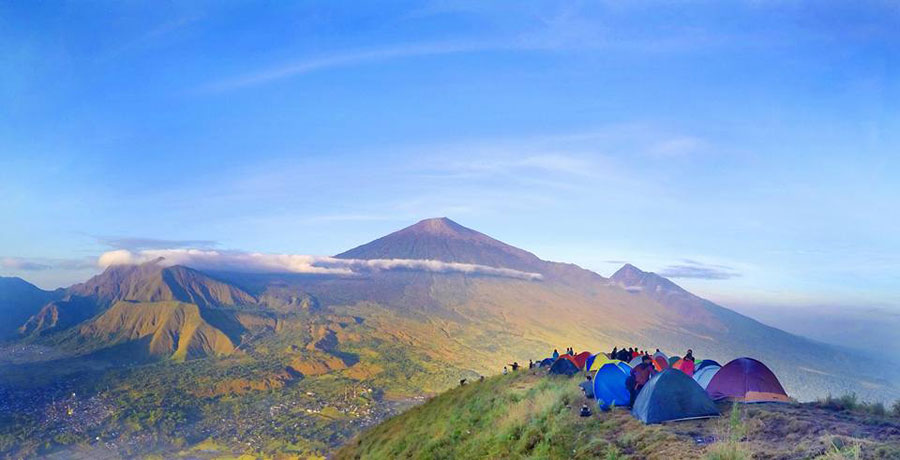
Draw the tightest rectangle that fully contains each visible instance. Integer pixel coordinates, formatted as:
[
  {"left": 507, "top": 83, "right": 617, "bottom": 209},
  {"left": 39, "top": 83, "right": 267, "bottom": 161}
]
[{"left": 337, "top": 370, "right": 900, "bottom": 460}]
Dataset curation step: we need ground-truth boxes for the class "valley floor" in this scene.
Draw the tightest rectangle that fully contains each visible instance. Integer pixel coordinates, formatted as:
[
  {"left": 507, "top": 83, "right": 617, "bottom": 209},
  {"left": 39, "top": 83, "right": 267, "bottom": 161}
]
[{"left": 337, "top": 370, "right": 900, "bottom": 460}]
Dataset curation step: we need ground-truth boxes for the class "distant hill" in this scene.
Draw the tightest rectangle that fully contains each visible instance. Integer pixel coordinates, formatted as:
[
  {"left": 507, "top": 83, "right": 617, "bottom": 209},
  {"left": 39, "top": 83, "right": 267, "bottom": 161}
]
[
  {"left": 17, "top": 261, "right": 257, "bottom": 338},
  {"left": 0, "top": 277, "right": 61, "bottom": 340}
]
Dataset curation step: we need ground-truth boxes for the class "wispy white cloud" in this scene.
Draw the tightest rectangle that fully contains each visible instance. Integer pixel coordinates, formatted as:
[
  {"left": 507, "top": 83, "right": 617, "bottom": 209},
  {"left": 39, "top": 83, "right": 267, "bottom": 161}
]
[
  {"left": 658, "top": 259, "right": 741, "bottom": 280},
  {"left": 1, "top": 256, "right": 95, "bottom": 271},
  {"left": 96, "top": 236, "right": 219, "bottom": 250},
  {"left": 98, "top": 248, "right": 543, "bottom": 280},
  {"left": 202, "top": 40, "right": 519, "bottom": 92}
]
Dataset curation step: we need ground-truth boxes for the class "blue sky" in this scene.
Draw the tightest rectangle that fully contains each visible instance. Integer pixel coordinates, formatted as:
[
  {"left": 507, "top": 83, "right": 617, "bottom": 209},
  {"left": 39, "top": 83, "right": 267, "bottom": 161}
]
[{"left": 1, "top": 0, "right": 898, "bottom": 325}]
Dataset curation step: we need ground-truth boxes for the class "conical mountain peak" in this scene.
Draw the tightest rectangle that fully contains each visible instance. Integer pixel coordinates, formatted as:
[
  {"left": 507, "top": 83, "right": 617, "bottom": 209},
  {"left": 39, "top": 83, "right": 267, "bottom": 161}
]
[{"left": 335, "top": 217, "right": 545, "bottom": 273}]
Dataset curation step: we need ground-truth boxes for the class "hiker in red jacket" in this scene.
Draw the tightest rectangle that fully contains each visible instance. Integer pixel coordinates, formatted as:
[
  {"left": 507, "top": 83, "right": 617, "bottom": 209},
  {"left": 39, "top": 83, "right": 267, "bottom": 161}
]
[{"left": 628, "top": 355, "right": 658, "bottom": 406}]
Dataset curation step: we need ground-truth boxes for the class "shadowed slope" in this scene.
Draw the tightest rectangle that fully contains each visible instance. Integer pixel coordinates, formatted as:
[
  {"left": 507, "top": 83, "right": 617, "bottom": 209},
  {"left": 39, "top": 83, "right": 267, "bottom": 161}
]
[{"left": 0, "top": 277, "right": 61, "bottom": 340}]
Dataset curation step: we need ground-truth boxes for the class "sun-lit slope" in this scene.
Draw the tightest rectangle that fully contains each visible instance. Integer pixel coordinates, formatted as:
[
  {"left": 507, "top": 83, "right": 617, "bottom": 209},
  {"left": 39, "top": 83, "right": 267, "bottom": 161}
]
[
  {"left": 260, "top": 263, "right": 895, "bottom": 402},
  {"left": 70, "top": 301, "right": 248, "bottom": 360}
]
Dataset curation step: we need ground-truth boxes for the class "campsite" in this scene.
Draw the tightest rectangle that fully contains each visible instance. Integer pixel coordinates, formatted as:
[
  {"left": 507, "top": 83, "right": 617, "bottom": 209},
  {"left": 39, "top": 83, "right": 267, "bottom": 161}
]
[{"left": 338, "top": 349, "right": 900, "bottom": 459}]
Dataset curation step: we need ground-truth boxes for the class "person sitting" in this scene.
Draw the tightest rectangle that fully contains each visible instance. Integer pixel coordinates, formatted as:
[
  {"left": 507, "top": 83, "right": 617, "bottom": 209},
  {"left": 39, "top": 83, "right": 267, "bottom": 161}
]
[
  {"left": 579, "top": 374, "right": 595, "bottom": 399},
  {"left": 579, "top": 404, "right": 592, "bottom": 417},
  {"left": 629, "top": 355, "right": 658, "bottom": 406},
  {"left": 631, "top": 347, "right": 640, "bottom": 359},
  {"left": 503, "top": 366, "right": 508, "bottom": 375},
  {"left": 552, "top": 349, "right": 560, "bottom": 359},
  {"left": 611, "top": 346, "right": 618, "bottom": 359}
]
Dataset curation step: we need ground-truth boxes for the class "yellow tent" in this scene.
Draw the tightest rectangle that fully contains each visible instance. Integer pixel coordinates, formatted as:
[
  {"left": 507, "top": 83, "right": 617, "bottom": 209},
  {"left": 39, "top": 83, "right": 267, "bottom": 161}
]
[{"left": 587, "top": 356, "right": 625, "bottom": 373}]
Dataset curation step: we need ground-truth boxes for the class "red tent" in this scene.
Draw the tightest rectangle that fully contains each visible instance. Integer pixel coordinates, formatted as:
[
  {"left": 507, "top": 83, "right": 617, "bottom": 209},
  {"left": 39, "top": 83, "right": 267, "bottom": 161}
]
[{"left": 573, "top": 351, "right": 592, "bottom": 369}]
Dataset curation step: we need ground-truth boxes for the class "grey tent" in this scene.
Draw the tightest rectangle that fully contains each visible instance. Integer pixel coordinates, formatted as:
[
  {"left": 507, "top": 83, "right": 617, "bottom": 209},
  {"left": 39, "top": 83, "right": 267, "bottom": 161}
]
[{"left": 632, "top": 369, "right": 719, "bottom": 424}]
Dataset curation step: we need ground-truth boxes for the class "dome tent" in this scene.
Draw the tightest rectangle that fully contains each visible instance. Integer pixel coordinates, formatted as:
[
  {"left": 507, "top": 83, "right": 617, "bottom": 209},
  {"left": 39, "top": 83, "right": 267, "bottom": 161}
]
[
  {"left": 652, "top": 355, "right": 669, "bottom": 371},
  {"left": 538, "top": 358, "right": 555, "bottom": 368},
  {"left": 548, "top": 355, "right": 580, "bottom": 376},
  {"left": 706, "top": 357, "right": 789, "bottom": 403},
  {"left": 693, "top": 365, "right": 721, "bottom": 389},
  {"left": 631, "top": 369, "right": 720, "bottom": 424},
  {"left": 628, "top": 356, "right": 644, "bottom": 367},
  {"left": 593, "top": 363, "right": 630, "bottom": 409},
  {"left": 587, "top": 356, "right": 625, "bottom": 373},
  {"left": 573, "top": 351, "right": 592, "bottom": 369},
  {"left": 696, "top": 359, "right": 721, "bottom": 372}
]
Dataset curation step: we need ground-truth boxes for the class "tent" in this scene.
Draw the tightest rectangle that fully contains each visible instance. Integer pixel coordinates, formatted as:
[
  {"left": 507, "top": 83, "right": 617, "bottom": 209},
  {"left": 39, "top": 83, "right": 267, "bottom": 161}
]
[
  {"left": 628, "top": 356, "right": 644, "bottom": 367},
  {"left": 548, "top": 356, "right": 581, "bottom": 376},
  {"left": 585, "top": 354, "right": 599, "bottom": 372},
  {"left": 593, "top": 363, "right": 631, "bottom": 409},
  {"left": 696, "top": 359, "right": 721, "bottom": 372},
  {"left": 653, "top": 355, "right": 669, "bottom": 372},
  {"left": 616, "top": 362, "right": 631, "bottom": 375},
  {"left": 573, "top": 351, "right": 592, "bottom": 369},
  {"left": 587, "top": 356, "right": 624, "bottom": 373},
  {"left": 653, "top": 351, "right": 669, "bottom": 361},
  {"left": 631, "top": 369, "right": 720, "bottom": 424},
  {"left": 668, "top": 356, "right": 681, "bottom": 367},
  {"left": 706, "top": 358, "right": 790, "bottom": 403},
  {"left": 693, "top": 365, "right": 720, "bottom": 390},
  {"left": 538, "top": 358, "right": 555, "bottom": 368}
]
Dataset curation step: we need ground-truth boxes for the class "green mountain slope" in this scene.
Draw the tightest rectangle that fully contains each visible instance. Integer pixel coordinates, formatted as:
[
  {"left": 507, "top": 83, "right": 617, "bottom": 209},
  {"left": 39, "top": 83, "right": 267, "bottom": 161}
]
[{"left": 337, "top": 370, "right": 900, "bottom": 459}]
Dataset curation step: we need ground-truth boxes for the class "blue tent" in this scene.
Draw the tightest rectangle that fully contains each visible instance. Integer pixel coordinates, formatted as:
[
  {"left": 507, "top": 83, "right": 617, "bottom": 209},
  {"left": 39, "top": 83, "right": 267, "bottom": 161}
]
[
  {"left": 632, "top": 369, "right": 719, "bottom": 424},
  {"left": 548, "top": 357, "right": 580, "bottom": 376},
  {"left": 593, "top": 363, "right": 631, "bottom": 409},
  {"left": 585, "top": 353, "right": 604, "bottom": 372},
  {"left": 538, "top": 358, "right": 555, "bottom": 368},
  {"left": 693, "top": 365, "right": 720, "bottom": 390},
  {"left": 617, "top": 362, "right": 631, "bottom": 375}
]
